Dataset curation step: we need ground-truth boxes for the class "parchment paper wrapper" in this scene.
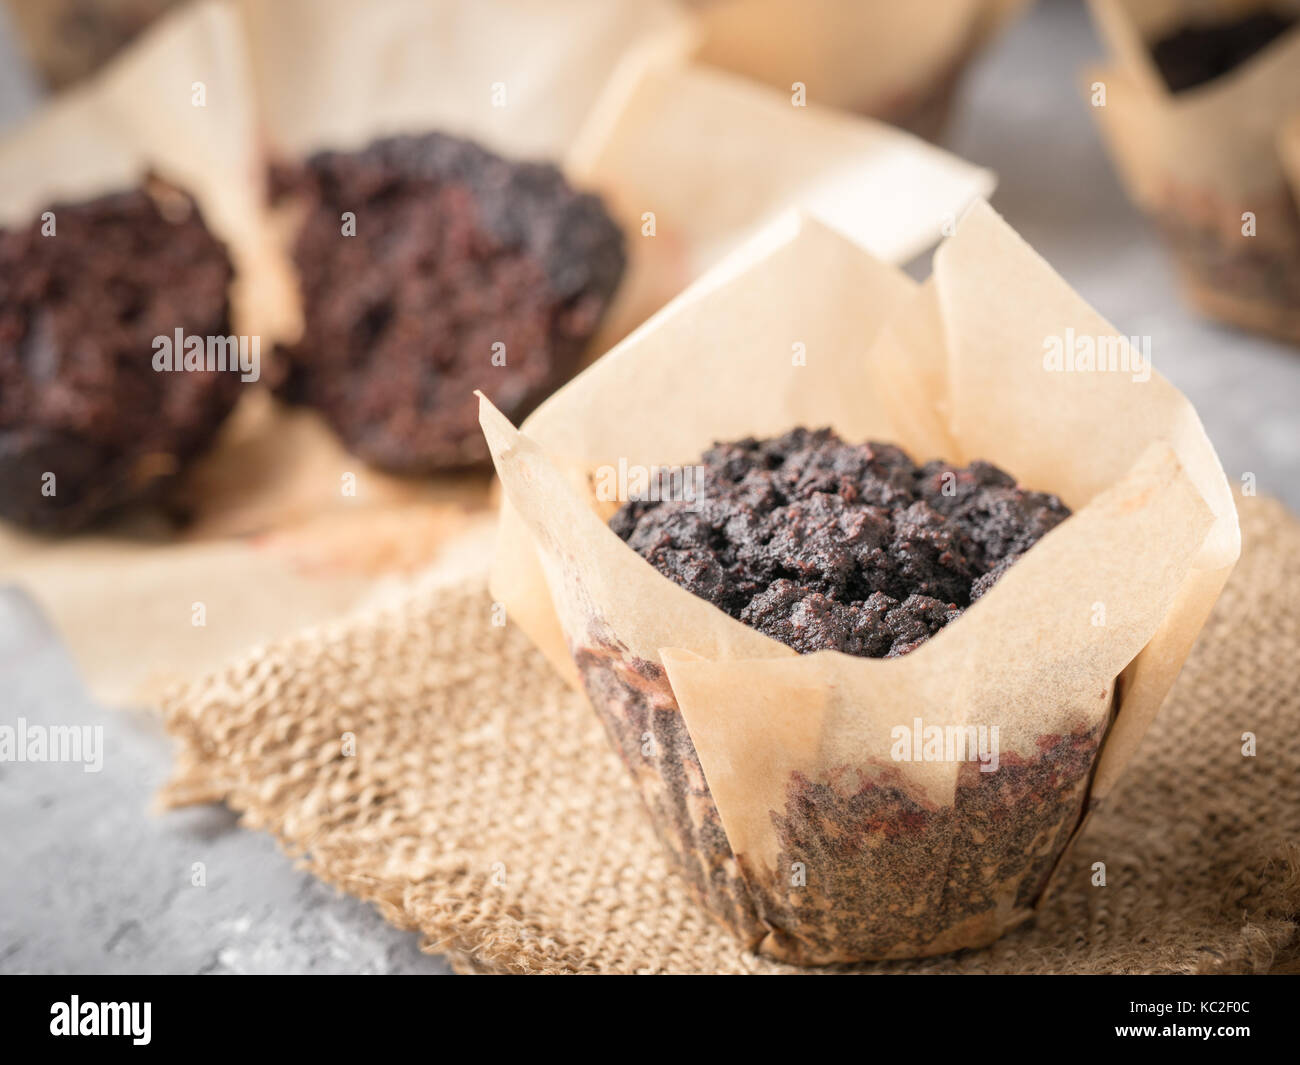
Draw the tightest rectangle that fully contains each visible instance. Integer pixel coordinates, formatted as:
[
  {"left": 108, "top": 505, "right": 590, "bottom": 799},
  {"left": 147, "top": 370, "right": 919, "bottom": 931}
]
[
  {"left": 480, "top": 201, "right": 1240, "bottom": 963},
  {"left": 4, "top": 0, "right": 184, "bottom": 89},
  {"left": 0, "top": 0, "right": 992, "bottom": 706},
  {"left": 686, "top": 0, "right": 1031, "bottom": 139},
  {"left": 566, "top": 57, "right": 995, "bottom": 354},
  {"left": 1087, "top": 0, "right": 1300, "bottom": 343},
  {"left": 1281, "top": 110, "right": 1300, "bottom": 217},
  {"left": 236, "top": 0, "right": 688, "bottom": 165}
]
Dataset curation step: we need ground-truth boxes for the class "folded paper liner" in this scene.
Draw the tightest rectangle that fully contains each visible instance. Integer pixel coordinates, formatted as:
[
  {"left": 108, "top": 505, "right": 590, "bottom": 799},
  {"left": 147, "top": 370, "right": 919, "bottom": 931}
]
[
  {"left": 1086, "top": 0, "right": 1300, "bottom": 341},
  {"left": 687, "top": 0, "right": 1030, "bottom": 136},
  {"left": 481, "top": 202, "right": 1239, "bottom": 961},
  {"left": 0, "top": 0, "right": 992, "bottom": 708},
  {"left": 566, "top": 59, "right": 996, "bottom": 354},
  {"left": 159, "top": 494, "right": 1297, "bottom": 974}
]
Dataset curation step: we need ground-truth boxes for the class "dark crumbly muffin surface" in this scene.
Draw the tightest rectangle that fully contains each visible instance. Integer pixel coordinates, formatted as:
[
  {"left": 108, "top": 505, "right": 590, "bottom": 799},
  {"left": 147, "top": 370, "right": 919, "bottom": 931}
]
[
  {"left": 278, "top": 132, "right": 626, "bottom": 473},
  {"left": 609, "top": 428, "right": 1070, "bottom": 658},
  {"left": 0, "top": 182, "right": 236, "bottom": 531},
  {"left": 1151, "top": 10, "right": 1296, "bottom": 93}
]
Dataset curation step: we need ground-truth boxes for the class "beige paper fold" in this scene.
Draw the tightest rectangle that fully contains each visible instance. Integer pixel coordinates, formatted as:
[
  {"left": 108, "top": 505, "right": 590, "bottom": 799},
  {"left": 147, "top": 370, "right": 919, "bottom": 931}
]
[
  {"left": 3, "top": 0, "right": 184, "bottom": 89},
  {"left": 567, "top": 59, "right": 995, "bottom": 352},
  {"left": 236, "top": 0, "right": 691, "bottom": 163},
  {"left": 482, "top": 201, "right": 1239, "bottom": 962},
  {"left": 1087, "top": 0, "right": 1300, "bottom": 342},
  {"left": 0, "top": 389, "right": 497, "bottom": 706},
  {"left": 686, "top": 0, "right": 1030, "bottom": 137}
]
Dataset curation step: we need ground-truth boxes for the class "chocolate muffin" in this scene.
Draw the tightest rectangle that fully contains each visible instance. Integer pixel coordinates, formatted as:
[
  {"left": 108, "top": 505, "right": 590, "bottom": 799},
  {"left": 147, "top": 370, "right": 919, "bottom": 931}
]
[
  {"left": 1150, "top": 9, "right": 1296, "bottom": 93},
  {"left": 0, "top": 181, "right": 238, "bottom": 532},
  {"left": 277, "top": 132, "right": 626, "bottom": 473},
  {"left": 610, "top": 428, "right": 1070, "bottom": 658}
]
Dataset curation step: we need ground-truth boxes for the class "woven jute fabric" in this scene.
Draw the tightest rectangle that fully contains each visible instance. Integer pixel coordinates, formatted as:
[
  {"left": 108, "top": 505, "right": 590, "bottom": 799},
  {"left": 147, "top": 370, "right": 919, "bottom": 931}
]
[{"left": 160, "top": 496, "right": 1300, "bottom": 974}]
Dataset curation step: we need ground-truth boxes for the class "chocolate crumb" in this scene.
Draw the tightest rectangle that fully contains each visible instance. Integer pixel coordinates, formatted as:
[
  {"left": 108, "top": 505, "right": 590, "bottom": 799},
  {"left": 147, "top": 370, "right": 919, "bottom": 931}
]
[
  {"left": 276, "top": 131, "right": 626, "bottom": 473},
  {"left": 610, "top": 428, "right": 1070, "bottom": 658}
]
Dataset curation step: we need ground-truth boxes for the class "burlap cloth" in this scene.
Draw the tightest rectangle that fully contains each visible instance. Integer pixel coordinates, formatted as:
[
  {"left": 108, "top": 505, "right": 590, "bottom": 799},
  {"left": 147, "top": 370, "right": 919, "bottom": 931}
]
[{"left": 159, "top": 495, "right": 1300, "bottom": 974}]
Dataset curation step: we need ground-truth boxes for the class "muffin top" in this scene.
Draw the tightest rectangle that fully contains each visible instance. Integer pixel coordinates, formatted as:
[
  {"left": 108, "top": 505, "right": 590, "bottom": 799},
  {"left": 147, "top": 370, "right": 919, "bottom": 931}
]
[
  {"left": 0, "top": 181, "right": 237, "bottom": 531},
  {"left": 276, "top": 131, "right": 626, "bottom": 472},
  {"left": 0, "top": 182, "right": 234, "bottom": 444},
  {"left": 609, "top": 427, "right": 1070, "bottom": 658}
]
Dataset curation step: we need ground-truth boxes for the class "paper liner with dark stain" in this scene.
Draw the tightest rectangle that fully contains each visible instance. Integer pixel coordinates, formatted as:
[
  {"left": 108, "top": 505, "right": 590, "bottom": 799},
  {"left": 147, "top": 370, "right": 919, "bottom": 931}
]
[
  {"left": 744, "top": 723, "right": 1107, "bottom": 962},
  {"left": 571, "top": 616, "right": 1109, "bottom": 963},
  {"left": 570, "top": 624, "right": 765, "bottom": 946},
  {"left": 1153, "top": 185, "right": 1300, "bottom": 345},
  {"left": 5, "top": 0, "right": 183, "bottom": 89}
]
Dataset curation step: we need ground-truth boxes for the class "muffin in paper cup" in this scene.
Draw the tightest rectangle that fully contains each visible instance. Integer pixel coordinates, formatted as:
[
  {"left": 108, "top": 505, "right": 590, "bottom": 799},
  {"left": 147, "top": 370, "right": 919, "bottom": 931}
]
[
  {"left": 1087, "top": 0, "right": 1300, "bottom": 343},
  {"left": 480, "top": 202, "right": 1239, "bottom": 963}
]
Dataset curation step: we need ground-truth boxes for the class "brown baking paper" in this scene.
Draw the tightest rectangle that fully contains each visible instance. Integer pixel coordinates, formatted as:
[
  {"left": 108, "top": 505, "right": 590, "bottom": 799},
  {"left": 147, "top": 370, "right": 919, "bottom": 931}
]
[
  {"left": 480, "top": 201, "right": 1240, "bottom": 963},
  {"left": 1087, "top": 0, "right": 1300, "bottom": 343},
  {"left": 4, "top": 0, "right": 187, "bottom": 90},
  {"left": 1281, "top": 110, "right": 1300, "bottom": 211},
  {"left": 0, "top": 0, "right": 994, "bottom": 706},
  {"left": 0, "top": 0, "right": 669, "bottom": 705},
  {"left": 566, "top": 58, "right": 995, "bottom": 353},
  {"left": 0, "top": 388, "right": 498, "bottom": 707},
  {"left": 686, "top": 0, "right": 1031, "bottom": 139},
  {"left": 241, "top": 0, "right": 993, "bottom": 354},
  {"left": 235, "top": 0, "right": 689, "bottom": 163}
]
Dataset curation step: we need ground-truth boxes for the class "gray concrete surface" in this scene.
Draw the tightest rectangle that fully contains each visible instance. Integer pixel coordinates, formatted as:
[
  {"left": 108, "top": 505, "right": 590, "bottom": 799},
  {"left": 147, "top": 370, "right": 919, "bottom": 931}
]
[
  {"left": 0, "top": 0, "right": 1296, "bottom": 975},
  {"left": 0, "top": 592, "right": 451, "bottom": 974}
]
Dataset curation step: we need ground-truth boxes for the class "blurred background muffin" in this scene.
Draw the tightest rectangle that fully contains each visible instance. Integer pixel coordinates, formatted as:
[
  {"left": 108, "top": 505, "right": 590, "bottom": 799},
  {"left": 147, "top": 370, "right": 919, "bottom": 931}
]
[
  {"left": 684, "top": 0, "right": 1030, "bottom": 139},
  {"left": 1087, "top": 0, "right": 1300, "bottom": 343},
  {"left": 274, "top": 131, "right": 626, "bottom": 473},
  {"left": 0, "top": 179, "right": 240, "bottom": 531}
]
